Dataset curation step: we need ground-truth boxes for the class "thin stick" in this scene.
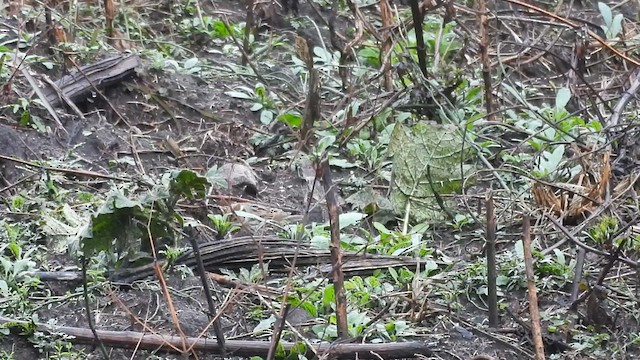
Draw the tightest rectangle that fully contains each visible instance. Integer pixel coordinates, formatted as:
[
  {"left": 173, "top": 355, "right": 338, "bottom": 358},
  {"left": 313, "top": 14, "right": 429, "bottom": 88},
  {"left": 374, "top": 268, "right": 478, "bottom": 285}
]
[
  {"left": 81, "top": 256, "right": 110, "bottom": 359},
  {"left": 318, "top": 158, "right": 349, "bottom": 339},
  {"left": 187, "top": 227, "right": 226, "bottom": 356},
  {"left": 485, "top": 192, "right": 499, "bottom": 327},
  {"left": 522, "top": 216, "right": 545, "bottom": 360}
]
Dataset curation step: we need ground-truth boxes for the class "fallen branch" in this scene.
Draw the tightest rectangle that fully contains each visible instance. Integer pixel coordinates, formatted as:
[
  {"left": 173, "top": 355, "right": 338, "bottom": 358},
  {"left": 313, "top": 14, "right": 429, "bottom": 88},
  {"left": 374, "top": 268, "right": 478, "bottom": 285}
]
[
  {"left": 27, "top": 236, "right": 422, "bottom": 283},
  {"left": 111, "top": 236, "right": 421, "bottom": 283},
  {"left": 0, "top": 316, "right": 434, "bottom": 359},
  {"left": 41, "top": 53, "right": 141, "bottom": 107}
]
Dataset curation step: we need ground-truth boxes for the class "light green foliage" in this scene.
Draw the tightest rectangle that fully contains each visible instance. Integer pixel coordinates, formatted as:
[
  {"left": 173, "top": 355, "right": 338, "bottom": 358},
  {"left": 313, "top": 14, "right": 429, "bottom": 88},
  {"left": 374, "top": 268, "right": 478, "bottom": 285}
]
[
  {"left": 31, "top": 331, "right": 86, "bottom": 359},
  {"left": 571, "top": 332, "right": 611, "bottom": 355},
  {"left": 389, "top": 122, "right": 473, "bottom": 223},
  {"left": 208, "top": 214, "right": 240, "bottom": 237},
  {"left": 598, "top": 2, "right": 623, "bottom": 39},
  {"left": 221, "top": 263, "right": 267, "bottom": 284},
  {"left": 403, "top": 16, "right": 462, "bottom": 64},
  {"left": 448, "top": 213, "right": 475, "bottom": 231},
  {"left": 178, "top": 16, "right": 243, "bottom": 41},
  {"left": 587, "top": 216, "right": 618, "bottom": 245},
  {"left": 0, "top": 227, "right": 42, "bottom": 322},
  {"left": 535, "top": 248, "right": 574, "bottom": 290},
  {"left": 226, "top": 83, "right": 280, "bottom": 125},
  {"left": 370, "top": 221, "right": 434, "bottom": 258},
  {"left": 499, "top": 86, "right": 604, "bottom": 184}
]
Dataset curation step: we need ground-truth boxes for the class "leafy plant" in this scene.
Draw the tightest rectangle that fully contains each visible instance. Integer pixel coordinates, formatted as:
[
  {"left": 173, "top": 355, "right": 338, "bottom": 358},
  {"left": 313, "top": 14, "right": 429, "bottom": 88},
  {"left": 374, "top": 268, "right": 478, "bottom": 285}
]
[
  {"left": 535, "top": 248, "right": 574, "bottom": 290},
  {"left": 75, "top": 169, "right": 216, "bottom": 266},
  {"left": 388, "top": 122, "right": 474, "bottom": 223},
  {"left": 448, "top": 213, "right": 475, "bottom": 231},
  {"left": 208, "top": 213, "right": 241, "bottom": 238},
  {"left": 226, "top": 83, "right": 280, "bottom": 125},
  {"left": 346, "top": 138, "right": 389, "bottom": 171},
  {"left": 179, "top": 16, "right": 244, "bottom": 41},
  {"left": 220, "top": 263, "right": 267, "bottom": 284},
  {"left": 598, "top": 2, "right": 623, "bottom": 39},
  {"left": 534, "top": 144, "right": 566, "bottom": 179},
  {"left": 31, "top": 330, "right": 86, "bottom": 359},
  {"left": 0, "top": 241, "right": 41, "bottom": 320},
  {"left": 586, "top": 216, "right": 618, "bottom": 245}
]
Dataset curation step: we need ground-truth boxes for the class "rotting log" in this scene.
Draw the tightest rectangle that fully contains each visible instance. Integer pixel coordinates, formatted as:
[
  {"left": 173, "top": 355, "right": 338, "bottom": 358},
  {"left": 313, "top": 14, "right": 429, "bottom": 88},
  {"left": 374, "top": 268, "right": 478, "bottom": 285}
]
[
  {"left": 111, "top": 236, "right": 422, "bottom": 283},
  {"left": 41, "top": 53, "right": 141, "bottom": 107},
  {"left": 26, "top": 236, "right": 423, "bottom": 283},
  {"left": 0, "top": 316, "right": 434, "bottom": 359}
]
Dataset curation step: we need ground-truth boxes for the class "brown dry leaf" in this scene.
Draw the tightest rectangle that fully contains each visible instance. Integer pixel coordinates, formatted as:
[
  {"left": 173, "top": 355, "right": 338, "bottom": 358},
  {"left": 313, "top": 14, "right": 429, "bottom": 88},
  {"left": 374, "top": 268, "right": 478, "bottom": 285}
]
[
  {"left": 613, "top": 171, "right": 640, "bottom": 197},
  {"left": 533, "top": 150, "right": 610, "bottom": 222},
  {"left": 294, "top": 35, "right": 312, "bottom": 69},
  {"left": 111, "top": 29, "right": 133, "bottom": 51},
  {"left": 54, "top": 25, "right": 67, "bottom": 43},
  {"left": 532, "top": 182, "right": 563, "bottom": 214},
  {"left": 7, "top": 1, "right": 21, "bottom": 16}
]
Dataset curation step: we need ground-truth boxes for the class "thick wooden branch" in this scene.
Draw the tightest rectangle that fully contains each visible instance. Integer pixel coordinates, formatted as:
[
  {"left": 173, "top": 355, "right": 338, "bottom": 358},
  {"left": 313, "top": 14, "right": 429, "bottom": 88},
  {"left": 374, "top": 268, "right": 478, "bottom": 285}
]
[
  {"left": 125, "top": 237, "right": 419, "bottom": 283},
  {"left": 41, "top": 53, "right": 141, "bottom": 107},
  {"left": 0, "top": 316, "right": 434, "bottom": 359},
  {"left": 26, "top": 236, "right": 421, "bottom": 283}
]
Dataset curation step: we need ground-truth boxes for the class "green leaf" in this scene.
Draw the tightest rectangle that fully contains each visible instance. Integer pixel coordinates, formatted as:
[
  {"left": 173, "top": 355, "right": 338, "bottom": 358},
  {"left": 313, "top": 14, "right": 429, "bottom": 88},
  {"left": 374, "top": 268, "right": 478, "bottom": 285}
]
[
  {"left": 260, "top": 110, "right": 274, "bottom": 125},
  {"left": 496, "top": 275, "right": 510, "bottom": 286},
  {"left": 310, "top": 235, "right": 330, "bottom": 250},
  {"left": 598, "top": 2, "right": 612, "bottom": 26},
  {"left": 113, "top": 191, "right": 142, "bottom": 209},
  {"left": 81, "top": 192, "right": 143, "bottom": 255},
  {"left": 250, "top": 103, "right": 263, "bottom": 112},
  {"left": 609, "top": 14, "right": 623, "bottom": 38},
  {"left": 225, "top": 91, "right": 252, "bottom": 100},
  {"left": 358, "top": 47, "right": 380, "bottom": 67},
  {"left": 514, "top": 240, "right": 524, "bottom": 258},
  {"left": 287, "top": 297, "right": 318, "bottom": 318},
  {"left": 254, "top": 84, "right": 267, "bottom": 98},
  {"left": 19, "top": 110, "right": 30, "bottom": 126},
  {"left": 373, "top": 222, "right": 392, "bottom": 235},
  {"left": 275, "top": 341, "right": 286, "bottom": 359},
  {"left": 211, "top": 21, "right": 230, "bottom": 37},
  {"left": 555, "top": 87, "right": 571, "bottom": 111},
  {"left": 322, "top": 284, "right": 335, "bottom": 310},
  {"left": 389, "top": 122, "right": 474, "bottom": 223},
  {"left": 537, "top": 145, "right": 565, "bottom": 176},
  {"left": 183, "top": 57, "right": 199, "bottom": 69},
  {"left": 168, "top": 169, "right": 208, "bottom": 200},
  {"left": 277, "top": 112, "right": 303, "bottom": 128},
  {"left": 312, "top": 324, "right": 337, "bottom": 340},
  {"left": 328, "top": 158, "right": 357, "bottom": 168},
  {"left": 338, "top": 212, "right": 367, "bottom": 229},
  {"left": 316, "top": 135, "right": 336, "bottom": 154},
  {"left": 553, "top": 248, "right": 566, "bottom": 266},
  {"left": 205, "top": 166, "right": 228, "bottom": 189},
  {"left": 0, "top": 280, "right": 8, "bottom": 297},
  {"left": 287, "top": 342, "right": 307, "bottom": 359},
  {"left": 253, "top": 314, "right": 276, "bottom": 335}
]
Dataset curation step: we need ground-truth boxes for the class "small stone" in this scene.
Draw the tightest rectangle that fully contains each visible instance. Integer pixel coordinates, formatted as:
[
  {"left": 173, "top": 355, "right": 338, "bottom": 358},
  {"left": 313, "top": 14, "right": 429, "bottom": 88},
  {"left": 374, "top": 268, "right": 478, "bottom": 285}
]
[{"left": 219, "top": 162, "right": 259, "bottom": 195}]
